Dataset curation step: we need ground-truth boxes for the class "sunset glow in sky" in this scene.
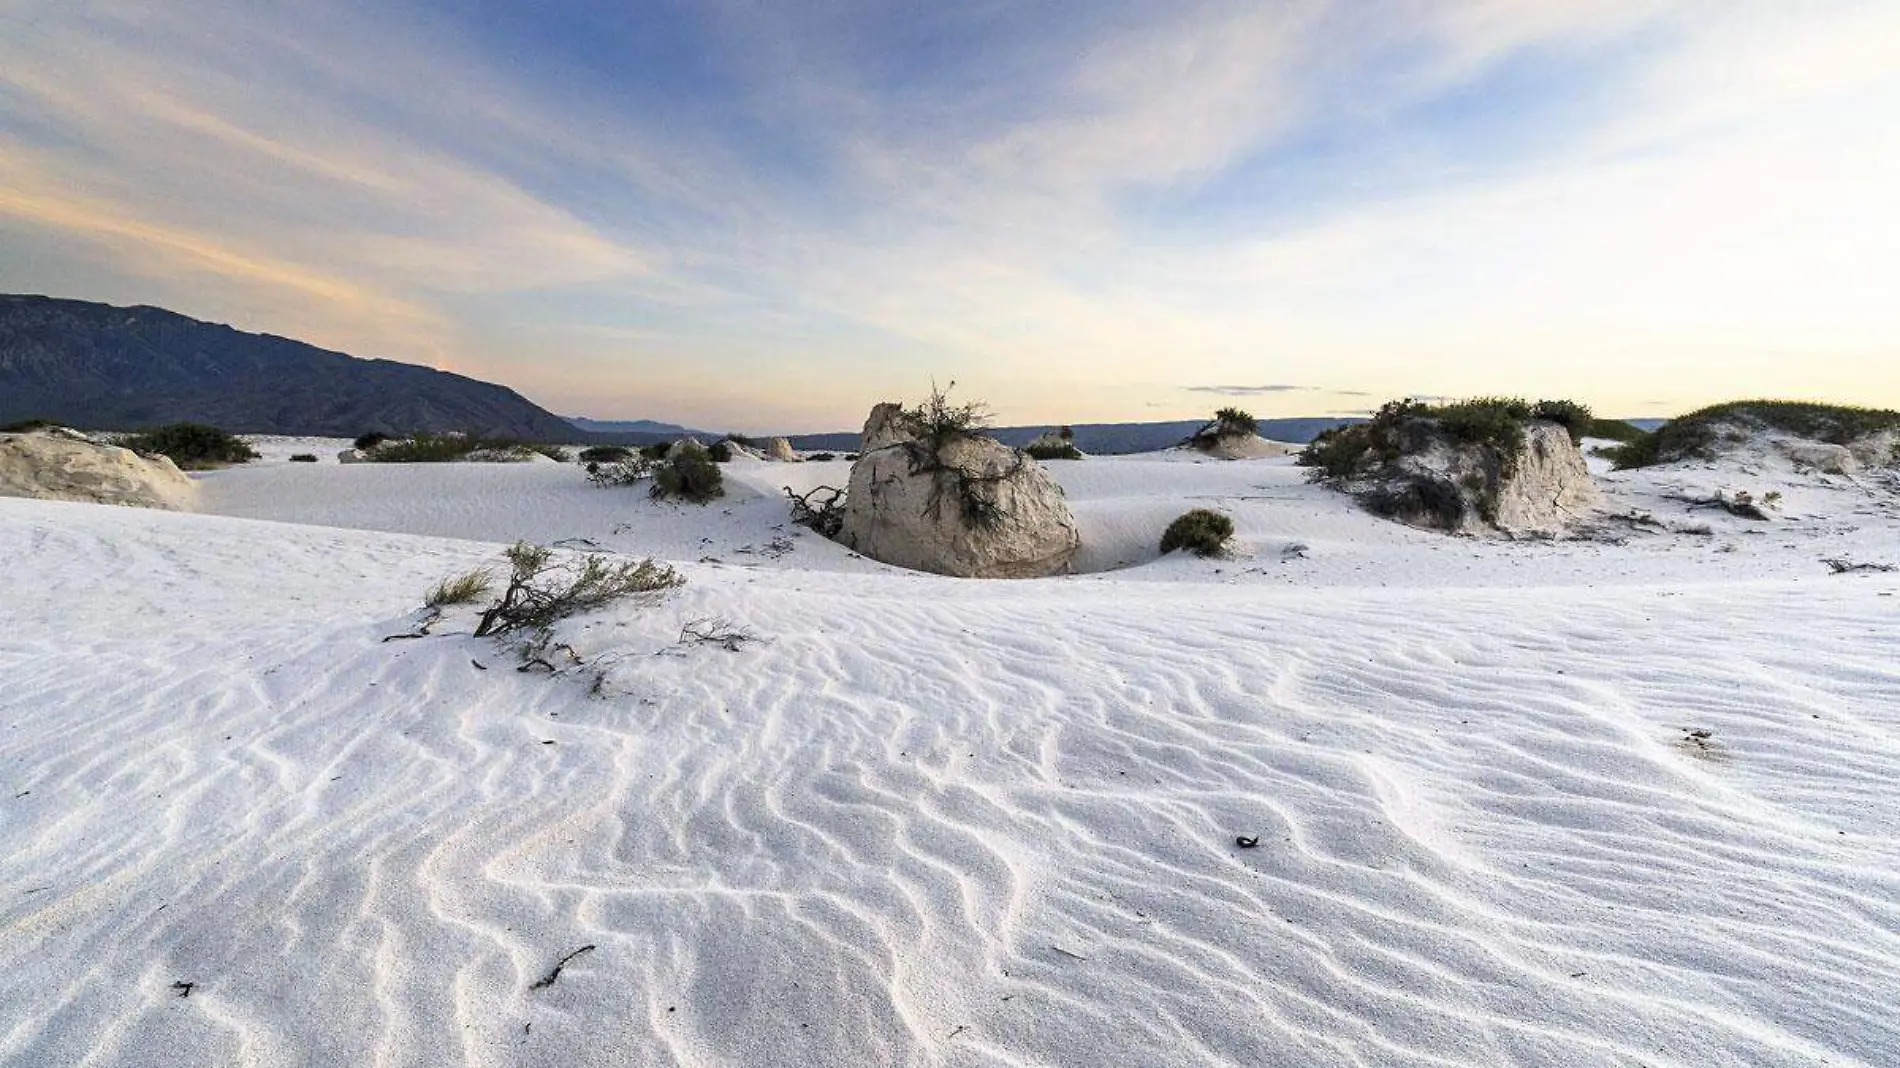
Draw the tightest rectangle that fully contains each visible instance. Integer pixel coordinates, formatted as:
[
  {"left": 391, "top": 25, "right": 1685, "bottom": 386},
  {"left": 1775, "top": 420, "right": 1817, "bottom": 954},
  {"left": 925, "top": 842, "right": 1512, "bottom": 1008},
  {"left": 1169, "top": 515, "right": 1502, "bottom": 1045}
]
[{"left": 3, "top": 1, "right": 1897, "bottom": 430}]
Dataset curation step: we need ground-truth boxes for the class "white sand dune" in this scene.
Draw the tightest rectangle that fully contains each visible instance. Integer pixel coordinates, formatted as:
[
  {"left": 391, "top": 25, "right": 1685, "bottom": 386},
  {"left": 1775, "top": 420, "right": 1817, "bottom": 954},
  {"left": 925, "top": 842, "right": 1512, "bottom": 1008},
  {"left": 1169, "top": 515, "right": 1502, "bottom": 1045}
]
[{"left": 3, "top": 450, "right": 1898, "bottom": 1066}]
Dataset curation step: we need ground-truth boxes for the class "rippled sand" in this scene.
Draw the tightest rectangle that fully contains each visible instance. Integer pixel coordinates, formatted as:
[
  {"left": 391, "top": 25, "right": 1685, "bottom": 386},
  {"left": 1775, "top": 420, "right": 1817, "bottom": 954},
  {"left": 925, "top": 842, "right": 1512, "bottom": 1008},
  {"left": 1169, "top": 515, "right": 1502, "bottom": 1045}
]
[{"left": 2, "top": 451, "right": 1896, "bottom": 1066}]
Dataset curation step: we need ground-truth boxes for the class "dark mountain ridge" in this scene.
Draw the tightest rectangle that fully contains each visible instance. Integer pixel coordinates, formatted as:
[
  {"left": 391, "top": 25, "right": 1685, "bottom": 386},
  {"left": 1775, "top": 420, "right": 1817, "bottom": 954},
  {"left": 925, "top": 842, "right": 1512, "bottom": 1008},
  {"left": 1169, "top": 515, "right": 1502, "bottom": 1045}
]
[{"left": 0, "top": 294, "right": 582, "bottom": 440}]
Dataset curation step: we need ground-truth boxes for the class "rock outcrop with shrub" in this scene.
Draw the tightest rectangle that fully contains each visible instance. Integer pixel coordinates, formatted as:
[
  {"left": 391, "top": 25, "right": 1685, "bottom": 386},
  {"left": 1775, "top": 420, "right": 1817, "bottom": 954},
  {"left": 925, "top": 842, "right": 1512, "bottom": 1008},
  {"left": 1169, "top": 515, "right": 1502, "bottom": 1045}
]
[
  {"left": 1301, "top": 398, "right": 1599, "bottom": 534},
  {"left": 1024, "top": 427, "right": 1084, "bottom": 460},
  {"left": 0, "top": 425, "right": 199, "bottom": 509},
  {"left": 837, "top": 387, "right": 1081, "bottom": 578},
  {"left": 1185, "top": 407, "right": 1298, "bottom": 460},
  {"left": 1610, "top": 401, "right": 1900, "bottom": 474}
]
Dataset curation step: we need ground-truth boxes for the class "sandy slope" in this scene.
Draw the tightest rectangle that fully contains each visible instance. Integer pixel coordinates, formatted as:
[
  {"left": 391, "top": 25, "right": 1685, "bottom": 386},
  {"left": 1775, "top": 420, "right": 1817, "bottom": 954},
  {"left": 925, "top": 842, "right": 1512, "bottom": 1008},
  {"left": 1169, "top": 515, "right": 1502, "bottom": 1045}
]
[{"left": 3, "top": 453, "right": 1899, "bottom": 1067}]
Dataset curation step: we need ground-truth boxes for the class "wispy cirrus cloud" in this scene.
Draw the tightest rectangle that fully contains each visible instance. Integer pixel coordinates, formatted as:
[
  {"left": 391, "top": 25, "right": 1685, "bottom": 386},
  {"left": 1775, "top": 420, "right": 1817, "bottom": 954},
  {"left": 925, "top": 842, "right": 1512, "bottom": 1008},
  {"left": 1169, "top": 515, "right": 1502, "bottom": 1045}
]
[{"left": 1185, "top": 384, "right": 1314, "bottom": 396}]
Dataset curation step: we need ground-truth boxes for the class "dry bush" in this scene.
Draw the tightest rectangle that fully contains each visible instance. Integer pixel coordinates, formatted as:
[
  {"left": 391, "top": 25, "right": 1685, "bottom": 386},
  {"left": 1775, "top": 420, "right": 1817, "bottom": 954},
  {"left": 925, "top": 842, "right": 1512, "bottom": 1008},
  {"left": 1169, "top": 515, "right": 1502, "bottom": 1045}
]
[
  {"left": 473, "top": 542, "right": 682, "bottom": 637},
  {"left": 425, "top": 569, "right": 494, "bottom": 607}
]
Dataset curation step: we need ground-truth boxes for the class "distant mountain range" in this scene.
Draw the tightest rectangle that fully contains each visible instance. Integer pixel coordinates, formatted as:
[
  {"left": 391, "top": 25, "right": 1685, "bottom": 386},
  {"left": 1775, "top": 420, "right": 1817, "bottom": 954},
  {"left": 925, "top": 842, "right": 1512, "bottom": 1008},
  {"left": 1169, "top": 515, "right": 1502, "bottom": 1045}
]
[
  {"left": 0, "top": 295, "right": 581, "bottom": 440},
  {"left": 2, "top": 293, "right": 1653, "bottom": 453},
  {"left": 564, "top": 416, "right": 703, "bottom": 438}
]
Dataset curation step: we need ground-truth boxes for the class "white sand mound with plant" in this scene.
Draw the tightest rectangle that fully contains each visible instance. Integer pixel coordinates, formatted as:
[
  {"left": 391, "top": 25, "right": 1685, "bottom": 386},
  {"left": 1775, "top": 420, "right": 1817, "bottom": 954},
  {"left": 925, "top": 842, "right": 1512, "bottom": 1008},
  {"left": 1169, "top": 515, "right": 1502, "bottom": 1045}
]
[
  {"left": 3, "top": 435, "right": 1898, "bottom": 1067},
  {"left": 0, "top": 427, "right": 198, "bottom": 509}
]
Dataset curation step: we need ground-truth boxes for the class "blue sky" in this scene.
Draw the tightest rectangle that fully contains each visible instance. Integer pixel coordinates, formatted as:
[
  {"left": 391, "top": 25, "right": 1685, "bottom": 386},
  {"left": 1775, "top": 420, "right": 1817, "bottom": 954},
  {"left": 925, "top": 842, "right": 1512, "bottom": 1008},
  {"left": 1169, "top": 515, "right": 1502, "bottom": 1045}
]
[{"left": 2, "top": 0, "right": 1896, "bottom": 431}]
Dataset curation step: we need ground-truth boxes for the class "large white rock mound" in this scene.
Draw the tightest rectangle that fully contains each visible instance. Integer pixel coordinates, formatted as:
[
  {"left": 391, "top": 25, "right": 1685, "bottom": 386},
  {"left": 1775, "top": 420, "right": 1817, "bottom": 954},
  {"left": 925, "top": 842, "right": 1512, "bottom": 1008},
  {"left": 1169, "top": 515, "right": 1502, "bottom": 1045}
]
[
  {"left": 1326, "top": 419, "right": 1599, "bottom": 535},
  {"left": 0, "top": 430, "right": 198, "bottom": 510},
  {"left": 837, "top": 406, "right": 1081, "bottom": 578},
  {"left": 765, "top": 437, "right": 800, "bottom": 462}
]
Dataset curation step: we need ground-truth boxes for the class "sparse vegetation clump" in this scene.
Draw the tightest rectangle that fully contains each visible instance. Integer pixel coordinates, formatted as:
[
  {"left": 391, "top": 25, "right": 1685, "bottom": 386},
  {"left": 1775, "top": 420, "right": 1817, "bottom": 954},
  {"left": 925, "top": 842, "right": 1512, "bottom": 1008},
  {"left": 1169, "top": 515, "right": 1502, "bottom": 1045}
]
[
  {"left": 353, "top": 432, "right": 390, "bottom": 452},
  {"left": 707, "top": 441, "right": 734, "bottom": 463},
  {"left": 1581, "top": 417, "right": 1646, "bottom": 444},
  {"left": 368, "top": 432, "right": 488, "bottom": 463},
  {"left": 578, "top": 445, "right": 633, "bottom": 464},
  {"left": 1611, "top": 400, "right": 1900, "bottom": 469},
  {"left": 807, "top": 452, "right": 837, "bottom": 462},
  {"left": 0, "top": 418, "right": 56, "bottom": 433},
  {"left": 118, "top": 422, "right": 259, "bottom": 469},
  {"left": 367, "top": 432, "right": 564, "bottom": 463},
  {"left": 1527, "top": 400, "right": 1595, "bottom": 443},
  {"left": 425, "top": 569, "right": 494, "bottom": 607},
  {"left": 473, "top": 542, "right": 682, "bottom": 637},
  {"left": 650, "top": 441, "right": 724, "bottom": 502},
  {"left": 1213, "top": 407, "right": 1258, "bottom": 437},
  {"left": 1160, "top": 508, "right": 1235, "bottom": 556},
  {"left": 1025, "top": 438, "right": 1084, "bottom": 461},
  {"left": 1186, "top": 407, "right": 1260, "bottom": 450},
  {"left": 1301, "top": 397, "right": 1589, "bottom": 482},
  {"left": 899, "top": 381, "right": 994, "bottom": 452},
  {"left": 289, "top": 453, "right": 318, "bottom": 463},
  {"left": 585, "top": 455, "right": 654, "bottom": 486}
]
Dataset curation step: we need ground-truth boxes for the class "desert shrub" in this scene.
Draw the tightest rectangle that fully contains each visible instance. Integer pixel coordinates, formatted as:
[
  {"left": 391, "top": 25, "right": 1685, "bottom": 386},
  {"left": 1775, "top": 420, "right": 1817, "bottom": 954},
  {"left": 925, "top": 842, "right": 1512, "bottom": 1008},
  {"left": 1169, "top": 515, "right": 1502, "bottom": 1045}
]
[
  {"left": 534, "top": 444, "right": 572, "bottom": 463},
  {"left": 1607, "top": 433, "right": 1660, "bottom": 469},
  {"left": 474, "top": 542, "right": 682, "bottom": 637},
  {"left": 1299, "top": 400, "right": 1421, "bottom": 480},
  {"left": 366, "top": 433, "right": 543, "bottom": 463},
  {"left": 1057, "top": 425, "right": 1075, "bottom": 440},
  {"left": 585, "top": 457, "right": 654, "bottom": 486},
  {"left": 726, "top": 433, "right": 756, "bottom": 448},
  {"left": 1582, "top": 417, "right": 1646, "bottom": 444},
  {"left": 1025, "top": 439, "right": 1084, "bottom": 461},
  {"left": 119, "top": 422, "right": 259, "bottom": 469},
  {"left": 1159, "top": 508, "right": 1235, "bottom": 556},
  {"left": 1362, "top": 474, "right": 1470, "bottom": 529},
  {"left": 1529, "top": 399, "right": 1594, "bottom": 443},
  {"left": 578, "top": 445, "right": 633, "bottom": 464},
  {"left": 1432, "top": 397, "right": 1532, "bottom": 454},
  {"left": 289, "top": 453, "right": 319, "bottom": 463},
  {"left": 639, "top": 442, "right": 671, "bottom": 461},
  {"left": 353, "top": 432, "right": 390, "bottom": 451},
  {"left": 899, "top": 381, "right": 992, "bottom": 452},
  {"left": 707, "top": 440, "right": 734, "bottom": 463},
  {"left": 807, "top": 452, "right": 837, "bottom": 462},
  {"left": 370, "top": 432, "right": 481, "bottom": 462},
  {"left": 1187, "top": 407, "right": 1261, "bottom": 449},
  {"left": 1298, "top": 424, "right": 1369, "bottom": 480},
  {"left": 650, "top": 441, "right": 724, "bottom": 502},
  {"left": 1, "top": 418, "right": 55, "bottom": 433},
  {"left": 1213, "top": 407, "right": 1258, "bottom": 436},
  {"left": 1613, "top": 400, "right": 1900, "bottom": 469},
  {"left": 425, "top": 569, "right": 494, "bottom": 607}
]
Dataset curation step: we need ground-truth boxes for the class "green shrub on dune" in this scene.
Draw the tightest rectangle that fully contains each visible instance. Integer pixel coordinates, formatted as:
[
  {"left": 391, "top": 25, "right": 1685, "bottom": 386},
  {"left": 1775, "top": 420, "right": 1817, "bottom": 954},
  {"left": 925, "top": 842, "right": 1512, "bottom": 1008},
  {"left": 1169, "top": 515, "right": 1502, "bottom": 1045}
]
[
  {"left": 118, "top": 422, "right": 259, "bottom": 469},
  {"left": 1610, "top": 400, "right": 1900, "bottom": 469},
  {"left": 1160, "top": 509, "right": 1235, "bottom": 557},
  {"left": 650, "top": 441, "right": 724, "bottom": 503}
]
